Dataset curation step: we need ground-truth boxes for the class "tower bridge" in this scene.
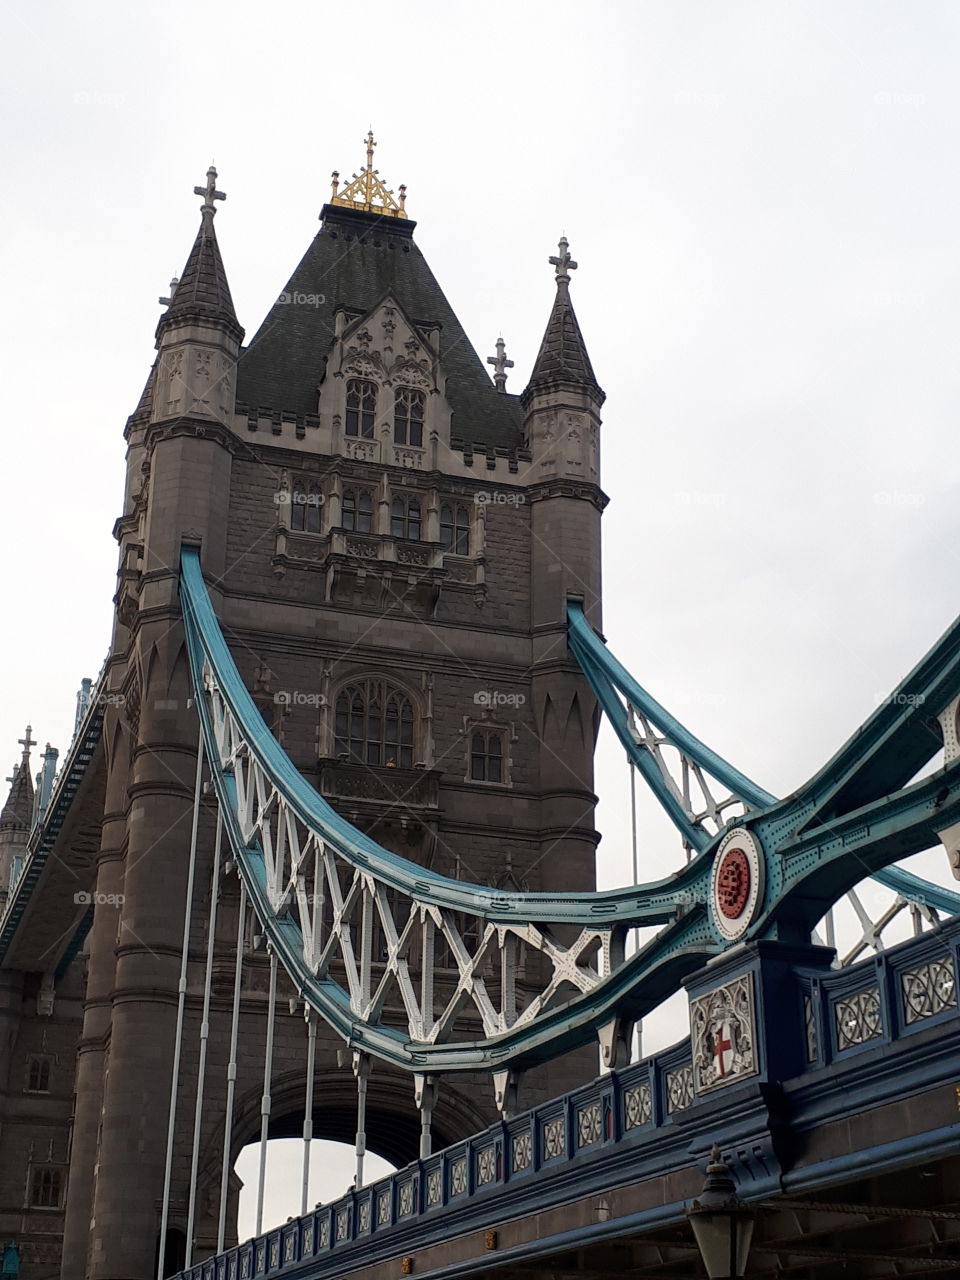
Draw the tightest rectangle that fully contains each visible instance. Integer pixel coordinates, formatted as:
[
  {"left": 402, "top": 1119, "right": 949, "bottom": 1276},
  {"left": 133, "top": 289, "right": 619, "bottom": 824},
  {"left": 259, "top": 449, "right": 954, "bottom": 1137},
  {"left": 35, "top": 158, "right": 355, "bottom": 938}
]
[{"left": 2, "top": 138, "right": 960, "bottom": 1280}]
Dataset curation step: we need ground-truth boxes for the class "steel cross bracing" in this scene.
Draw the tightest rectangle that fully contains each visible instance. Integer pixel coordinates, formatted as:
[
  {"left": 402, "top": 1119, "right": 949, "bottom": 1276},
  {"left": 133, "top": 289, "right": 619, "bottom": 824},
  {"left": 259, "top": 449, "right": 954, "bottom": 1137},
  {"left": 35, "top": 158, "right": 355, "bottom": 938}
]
[
  {"left": 569, "top": 602, "right": 960, "bottom": 957},
  {"left": 180, "top": 548, "right": 960, "bottom": 1074}
]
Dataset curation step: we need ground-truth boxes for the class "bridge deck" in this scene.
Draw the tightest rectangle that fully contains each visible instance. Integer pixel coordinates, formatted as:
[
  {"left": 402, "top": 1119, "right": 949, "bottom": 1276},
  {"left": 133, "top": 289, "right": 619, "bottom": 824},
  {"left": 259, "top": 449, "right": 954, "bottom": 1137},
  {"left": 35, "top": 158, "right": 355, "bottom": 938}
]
[{"left": 176, "top": 916, "right": 960, "bottom": 1280}]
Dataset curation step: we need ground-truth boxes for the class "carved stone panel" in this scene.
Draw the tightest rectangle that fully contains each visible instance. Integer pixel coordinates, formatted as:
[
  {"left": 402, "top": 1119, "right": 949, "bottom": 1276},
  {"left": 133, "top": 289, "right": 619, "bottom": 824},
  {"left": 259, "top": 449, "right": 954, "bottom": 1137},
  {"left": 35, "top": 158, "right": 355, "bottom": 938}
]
[
  {"left": 665, "top": 1063, "right": 694, "bottom": 1113},
  {"left": 319, "top": 762, "right": 440, "bottom": 810},
  {"left": 902, "top": 955, "right": 957, "bottom": 1025},
  {"left": 691, "top": 973, "right": 757, "bottom": 1094},
  {"left": 835, "top": 985, "right": 882, "bottom": 1050},
  {"left": 623, "top": 1081, "right": 651, "bottom": 1129}
]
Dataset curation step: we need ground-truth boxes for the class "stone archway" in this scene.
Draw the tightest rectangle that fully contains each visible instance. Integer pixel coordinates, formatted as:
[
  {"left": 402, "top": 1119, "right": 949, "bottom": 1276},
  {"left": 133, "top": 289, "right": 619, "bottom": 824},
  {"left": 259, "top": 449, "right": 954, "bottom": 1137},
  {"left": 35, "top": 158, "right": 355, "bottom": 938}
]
[{"left": 191, "top": 1060, "right": 494, "bottom": 1254}]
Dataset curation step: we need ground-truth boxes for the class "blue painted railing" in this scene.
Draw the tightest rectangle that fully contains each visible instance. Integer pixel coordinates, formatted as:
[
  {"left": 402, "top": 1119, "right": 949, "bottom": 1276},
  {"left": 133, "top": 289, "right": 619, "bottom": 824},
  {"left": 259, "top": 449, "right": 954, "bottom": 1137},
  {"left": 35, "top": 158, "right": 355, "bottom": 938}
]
[{"left": 174, "top": 917, "right": 960, "bottom": 1280}]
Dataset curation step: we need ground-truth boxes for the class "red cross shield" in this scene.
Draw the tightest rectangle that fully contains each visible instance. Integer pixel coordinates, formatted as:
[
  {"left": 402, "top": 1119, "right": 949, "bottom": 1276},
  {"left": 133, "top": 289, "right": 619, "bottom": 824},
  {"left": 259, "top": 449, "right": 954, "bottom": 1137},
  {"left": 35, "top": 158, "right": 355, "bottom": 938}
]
[{"left": 712, "top": 1019, "right": 735, "bottom": 1077}]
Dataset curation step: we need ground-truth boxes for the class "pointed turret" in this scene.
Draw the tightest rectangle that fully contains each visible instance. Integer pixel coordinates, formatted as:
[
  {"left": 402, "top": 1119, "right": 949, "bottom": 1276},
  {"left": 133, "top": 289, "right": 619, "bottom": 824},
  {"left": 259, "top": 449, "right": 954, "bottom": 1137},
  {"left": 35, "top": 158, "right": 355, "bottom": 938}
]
[
  {"left": 523, "top": 237, "right": 604, "bottom": 401},
  {"left": 0, "top": 727, "right": 36, "bottom": 909},
  {"left": 128, "top": 363, "right": 156, "bottom": 425},
  {"left": 151, "top": 166, "right": 244, "bottom": 425},
  {"left": 520, "top": 237, "right": 604, "bottom": 483},
  {"left": 156, "top": 170, "right": 242, "bottom": 344},
  {"left": 236, "top": 133, "right": 523, "bottom": 450},
  {"left": 523, "top": 240, "right": 605, "bottom": 929},
  {"left": 1, "top": 731, "right": 35, "bottom": 830}
]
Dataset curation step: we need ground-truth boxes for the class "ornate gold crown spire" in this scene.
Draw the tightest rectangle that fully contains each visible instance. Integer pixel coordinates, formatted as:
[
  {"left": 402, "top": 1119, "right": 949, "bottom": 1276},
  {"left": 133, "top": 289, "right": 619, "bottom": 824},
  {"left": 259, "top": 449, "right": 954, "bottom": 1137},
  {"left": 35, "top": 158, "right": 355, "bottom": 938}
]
[{"left": 329, "top": 131, "right": 408, "bottom": 218}]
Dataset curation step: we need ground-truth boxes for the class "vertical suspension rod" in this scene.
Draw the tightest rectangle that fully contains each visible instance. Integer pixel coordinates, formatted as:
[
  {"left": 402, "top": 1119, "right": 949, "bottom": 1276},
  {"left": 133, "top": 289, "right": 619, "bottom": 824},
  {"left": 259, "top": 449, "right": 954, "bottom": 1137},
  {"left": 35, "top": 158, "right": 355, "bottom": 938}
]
[
  {"left": 157, "top": 726, "right": 205, "bottom": 1280},
  {"left": 185, "top": 809, "right": 224, "bottom": 1265},
  {"left": 417, "top": 1076, "right": 436, "bottom": 1159},
  {"left": 629, "top": 760, "right": 643, "bottom": 1060},
  {"left": 355, "top": 1053, "right": 370, "bottom": 1189},
  {"left": 300, "top": 1009, "right": 317, "bottom": 1218},
  {"left": 256, "top": 950, "right": 279, "bottom": 1236},
  {"left": 217, "top": 880, "right": 247, "bottom": 1252}
]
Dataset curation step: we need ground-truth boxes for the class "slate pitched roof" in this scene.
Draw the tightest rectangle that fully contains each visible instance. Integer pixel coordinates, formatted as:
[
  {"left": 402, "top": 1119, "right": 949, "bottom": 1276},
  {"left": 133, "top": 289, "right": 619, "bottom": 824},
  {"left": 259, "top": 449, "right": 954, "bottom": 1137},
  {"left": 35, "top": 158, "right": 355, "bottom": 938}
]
[
  {"left": 128, "top": 364, "right": 155, "bottom": 424},
  {"left": 1, "top": 763, "right": 34, "bottom": 830},
  {"left": 236, "top": 205, "right": 522, "bottom": 450},
  {"left": 158, "top": 217, "right": 244, "bottom": 344},
  {"left": 526, "top": 283, "right": 604, "bottom": 401}
]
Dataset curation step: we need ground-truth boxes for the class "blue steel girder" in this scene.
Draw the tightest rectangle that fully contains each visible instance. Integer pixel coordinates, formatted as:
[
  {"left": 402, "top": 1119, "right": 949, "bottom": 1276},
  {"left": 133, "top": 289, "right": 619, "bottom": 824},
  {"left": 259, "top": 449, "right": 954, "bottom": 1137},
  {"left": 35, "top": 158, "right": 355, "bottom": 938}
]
[
  {"left": 178, "top": 547, "right": 960, "bottom": 1075},
  {"left": 568, "top": 601, "right": 960, "bottom": 942},
  {"left": 567, "top": 603, "right": 775, "bottom": 852},
  {"left": 0, "top": 690, "right": 105, "bottom": 968},
  {"left": 751, "top": 760, "right": 960, "bottom": 940},
  {"left": 180, "top": 548, "right": 724, "bottom": 1072}
]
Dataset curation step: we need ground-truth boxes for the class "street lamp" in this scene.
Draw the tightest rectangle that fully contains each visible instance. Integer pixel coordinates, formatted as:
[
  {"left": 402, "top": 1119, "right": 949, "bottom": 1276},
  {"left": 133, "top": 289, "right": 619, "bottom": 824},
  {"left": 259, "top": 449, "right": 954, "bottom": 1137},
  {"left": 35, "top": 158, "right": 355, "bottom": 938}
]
[{"left": 686, "top": 1144, "right": 755, "bottom": 1279}]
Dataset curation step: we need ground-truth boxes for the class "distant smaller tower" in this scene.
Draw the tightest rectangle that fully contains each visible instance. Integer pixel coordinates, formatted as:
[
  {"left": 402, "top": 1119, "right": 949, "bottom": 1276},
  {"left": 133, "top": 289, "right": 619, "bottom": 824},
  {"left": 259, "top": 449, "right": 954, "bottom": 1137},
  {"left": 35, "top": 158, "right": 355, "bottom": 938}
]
[{"left": 0, "top": 727, "right": 36, "bottom": 911}]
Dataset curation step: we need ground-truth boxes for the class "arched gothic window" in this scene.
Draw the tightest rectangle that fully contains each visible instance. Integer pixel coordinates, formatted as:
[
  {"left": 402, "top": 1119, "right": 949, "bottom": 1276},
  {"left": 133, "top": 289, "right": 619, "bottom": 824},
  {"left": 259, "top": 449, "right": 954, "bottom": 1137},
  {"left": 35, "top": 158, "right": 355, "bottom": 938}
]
[
  {"left": 345, "top": 379, "right": 377, "bottom": 439},
  {"left": 394, "top": 387, "right": 425, "bottom": 447},
  {"left": 470, "top": 729, "right": 503, "bottom": 783},
  {"left": 30, "top": 1167, "right": 62, "bottom": 1208},
  {"left": 342, "top": 488, "right": 373, "bottom": 534},
  {"left": 335, "top": 680, "right": 416, "bottom": 768},
  {"left": 289, "top": 478, "right": 322, "bottom": 534},
  {"left": 391, "top": 496, "right": 421, "bottom": 541},
  {"left": 27, "top": 1057, "right": 51, "bottom": 1093},
  {"left": 439, "top": 503, "right": 470, "bottom": 555}
]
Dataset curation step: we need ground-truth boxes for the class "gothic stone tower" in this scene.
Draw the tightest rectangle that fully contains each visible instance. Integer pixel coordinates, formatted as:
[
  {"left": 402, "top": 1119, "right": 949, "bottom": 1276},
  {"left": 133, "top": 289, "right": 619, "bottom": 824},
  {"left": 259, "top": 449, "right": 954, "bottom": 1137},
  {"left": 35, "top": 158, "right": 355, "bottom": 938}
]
[{"left": 41, "top": 139, "right": 606, "bottom": 1280}]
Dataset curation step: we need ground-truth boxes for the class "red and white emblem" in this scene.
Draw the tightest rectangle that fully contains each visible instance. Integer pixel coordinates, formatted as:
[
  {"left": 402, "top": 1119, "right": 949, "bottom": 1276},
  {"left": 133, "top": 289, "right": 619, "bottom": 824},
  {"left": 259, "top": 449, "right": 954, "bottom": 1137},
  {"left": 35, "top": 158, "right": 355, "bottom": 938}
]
[
  {"left": 710, "top": 828, "right": 764, "bottom": 941},
  {"left": 711, "top": 1019, "right": 735, "bottom": 1077}
]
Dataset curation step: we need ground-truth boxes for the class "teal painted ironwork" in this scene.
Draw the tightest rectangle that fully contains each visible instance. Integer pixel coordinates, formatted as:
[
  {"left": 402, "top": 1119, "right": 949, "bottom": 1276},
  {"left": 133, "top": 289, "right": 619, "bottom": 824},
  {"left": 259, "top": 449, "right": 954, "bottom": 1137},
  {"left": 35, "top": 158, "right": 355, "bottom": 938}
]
[
  {"left": 569, "top": 600, "right": 960, "bottom": 938},
  {"left": 179, "top": 547, "right": 960, "bottom": 1073}
]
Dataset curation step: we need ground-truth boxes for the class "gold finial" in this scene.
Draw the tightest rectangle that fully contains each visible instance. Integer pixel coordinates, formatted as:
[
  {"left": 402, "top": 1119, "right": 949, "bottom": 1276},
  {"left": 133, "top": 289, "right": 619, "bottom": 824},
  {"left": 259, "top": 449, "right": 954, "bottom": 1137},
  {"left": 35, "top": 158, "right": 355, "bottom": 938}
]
[{"left": 329, "top": 131, "right": 409, "bottom": 219}]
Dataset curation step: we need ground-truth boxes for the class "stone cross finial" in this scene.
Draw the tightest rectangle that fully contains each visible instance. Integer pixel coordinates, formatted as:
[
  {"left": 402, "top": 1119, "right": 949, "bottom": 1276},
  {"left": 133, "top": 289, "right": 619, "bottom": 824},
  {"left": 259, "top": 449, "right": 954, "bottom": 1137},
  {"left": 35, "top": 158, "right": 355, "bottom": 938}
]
[
  {"left": 5, "top": 762, "right": 17, "bottom": 786},
  {"left": 194, "top": 166, "right": 226, "bottom": 219},
  {"left": 487, "top": 336, "right": 514, "bottom": 393},
  {"left": 159, "top": 276, "right": 179, "bottom": 307},
  {"left": 18, "top": 726, "right": 36, "bottom": 762},
  {"left": 549, "top": 236, "right": 577, "bottom": 284}
]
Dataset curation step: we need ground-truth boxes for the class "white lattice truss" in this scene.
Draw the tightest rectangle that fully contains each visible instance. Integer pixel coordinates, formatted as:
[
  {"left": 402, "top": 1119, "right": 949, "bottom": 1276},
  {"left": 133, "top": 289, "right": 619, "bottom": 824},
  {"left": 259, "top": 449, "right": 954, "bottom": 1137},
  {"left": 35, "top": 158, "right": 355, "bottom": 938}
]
[
  {"left": 205, "top": 660, "right": 625, "bottom": 1047},
  {"left": 814, "top": 885, "right": 942, "bottom": 967},
  {"left": 626, "top": 702, "right": 944, "bottom": 965},
  {"left": 627, "top": 704, "right": 747, "bottom": 845}
]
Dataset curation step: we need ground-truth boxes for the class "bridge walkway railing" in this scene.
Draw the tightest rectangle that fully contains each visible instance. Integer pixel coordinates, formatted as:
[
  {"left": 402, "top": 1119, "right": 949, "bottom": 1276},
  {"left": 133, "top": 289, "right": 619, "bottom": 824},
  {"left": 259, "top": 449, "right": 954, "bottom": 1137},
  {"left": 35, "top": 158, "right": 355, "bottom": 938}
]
[{"left": 173, "top": 913, "right": 960, "bottom": 1280}]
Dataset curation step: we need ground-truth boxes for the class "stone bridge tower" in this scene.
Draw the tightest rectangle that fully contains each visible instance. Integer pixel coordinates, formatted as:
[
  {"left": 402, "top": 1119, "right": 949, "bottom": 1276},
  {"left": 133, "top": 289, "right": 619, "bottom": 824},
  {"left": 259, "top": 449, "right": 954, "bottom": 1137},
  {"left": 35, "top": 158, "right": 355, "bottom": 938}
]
[{"left": 0, "top": 138, "right": 607, "bottom": 1280}]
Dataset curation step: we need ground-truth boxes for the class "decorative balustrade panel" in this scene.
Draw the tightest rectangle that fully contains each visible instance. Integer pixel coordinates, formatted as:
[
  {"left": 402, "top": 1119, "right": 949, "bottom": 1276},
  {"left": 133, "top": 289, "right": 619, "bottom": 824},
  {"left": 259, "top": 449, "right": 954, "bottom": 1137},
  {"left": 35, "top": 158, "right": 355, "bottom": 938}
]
[{"left": 171, "top": 918, "right": 960, "bottom": 1280}]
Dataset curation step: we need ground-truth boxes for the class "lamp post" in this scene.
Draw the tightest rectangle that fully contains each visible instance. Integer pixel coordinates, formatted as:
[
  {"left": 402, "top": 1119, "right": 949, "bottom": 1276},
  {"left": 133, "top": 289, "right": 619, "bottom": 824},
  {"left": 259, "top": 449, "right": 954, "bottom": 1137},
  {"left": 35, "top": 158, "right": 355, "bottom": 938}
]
[{"left": 686, "top": 1144, "right": 755, "bottom": 1279}]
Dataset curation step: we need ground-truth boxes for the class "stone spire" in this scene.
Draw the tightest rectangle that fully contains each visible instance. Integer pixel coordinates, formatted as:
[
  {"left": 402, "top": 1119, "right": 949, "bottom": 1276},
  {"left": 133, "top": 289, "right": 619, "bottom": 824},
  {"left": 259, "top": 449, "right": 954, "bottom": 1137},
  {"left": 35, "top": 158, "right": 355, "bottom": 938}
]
[
  {"left": 151, "top": 165, "right": 245, "bottom": 425},
  {"left": 524, "top": 237, "right": 603, "bottom": 401},
  {"left": 1, "top": 727, "right": 35, "bottom": 830},
  {"left": 156, "top": 166, "right": 243, "bottom": 345}
]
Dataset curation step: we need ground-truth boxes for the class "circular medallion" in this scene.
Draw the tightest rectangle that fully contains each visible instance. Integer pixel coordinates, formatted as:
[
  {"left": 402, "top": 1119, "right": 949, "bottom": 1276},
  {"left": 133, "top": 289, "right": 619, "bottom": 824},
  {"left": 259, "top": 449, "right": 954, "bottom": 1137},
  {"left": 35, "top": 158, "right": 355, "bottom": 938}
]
[
  {"left": 716, "top": 847, "right": 751, "bottom": 918},
  {"left": 710, "top": 828, "right": 764, "bottom": 942}
]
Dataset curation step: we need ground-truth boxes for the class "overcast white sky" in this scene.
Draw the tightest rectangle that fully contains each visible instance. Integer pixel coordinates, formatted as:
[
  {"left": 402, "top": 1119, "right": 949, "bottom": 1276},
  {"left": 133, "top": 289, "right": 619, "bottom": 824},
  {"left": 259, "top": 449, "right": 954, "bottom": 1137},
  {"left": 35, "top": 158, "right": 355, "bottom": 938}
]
[{"left": 3, "top": 0, "right": 960, "bottom": 1241}]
